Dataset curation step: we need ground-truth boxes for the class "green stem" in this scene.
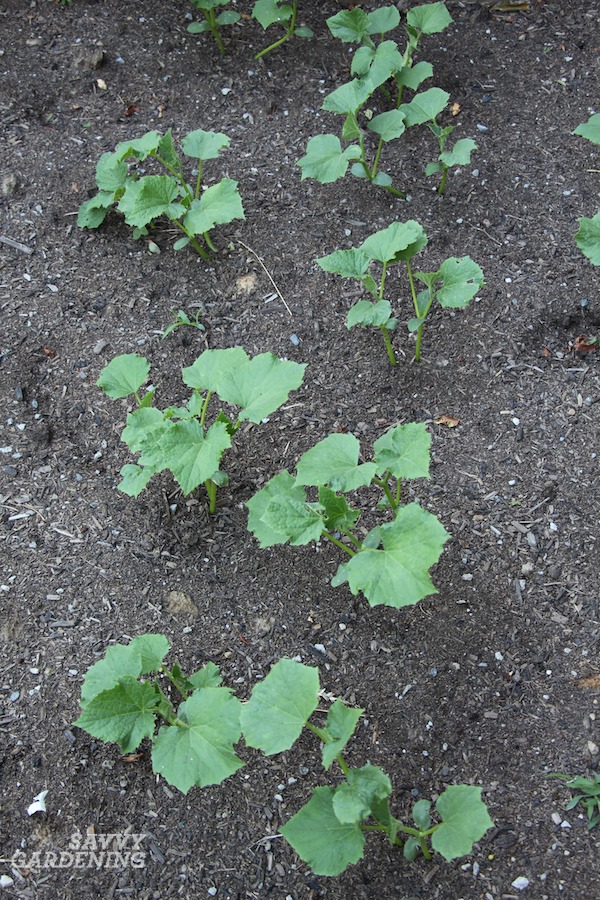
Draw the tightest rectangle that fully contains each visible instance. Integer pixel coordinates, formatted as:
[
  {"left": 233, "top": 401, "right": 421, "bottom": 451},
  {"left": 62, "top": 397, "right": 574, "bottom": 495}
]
[
  {"left": 306, "top": 722, "right": 351, "bottom": 776},
  {"left": 371, "top": 135, "right": 384, "bottom": 179},
  {"left": 205, "top": 478, "right": 217, "bottom": 515},
  {"left": 199, "top": 391, "right": 212, "bottom": 428},
  {"left": 382, "top": 183, "right": 407, "bottom": 199},
  {"left": 203, "top": 231, "right": 218, "bottom": 253},
  {"left": 173, "top": 220, "right": 210, "bottom": 259},
  {"left": 160, "top": 666, "right": 189, "bottom": 700},
  {"left": 395, "top": 479, "right": 401, "bottom": 506},
  {"left": 207, "top": 9, "right": 225, "bottom": 56},
  {"left": 438, "top": 162, "right": 448, "bottom": 195},
  {"left": 323, "top": 531, "right": 356, "bottom": 557},
  {"left": 373, "top": 476, "right": 398, "bottom": 509},
  {"left": 194, "top": 160, "right": 203, "bottom": 200},
  {"left": 255, "top": 0, "right": 297, "bottom": 60},
  {"left": 339, "top": 528, "right": 362, "bottom": 551},
  {"left": 379, "top": 325, "right": 397, "bottom": 367}
]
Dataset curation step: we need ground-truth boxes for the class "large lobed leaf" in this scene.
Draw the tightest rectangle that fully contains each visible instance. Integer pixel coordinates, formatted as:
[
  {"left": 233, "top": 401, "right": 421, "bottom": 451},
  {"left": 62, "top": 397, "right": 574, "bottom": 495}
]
[
  {"left": 97, "top": 353, "right": 150, "bottom": 399},
  {"left": 575, "top": 212, "right": 600, "bottom": 265},
  {"left": 252, "top": 0, "right": 293, "bottom": 31},
  {"left": 332, "top": 503, "right": 450, "bottom": 607},
  {"left": 155, "top": 419, "right": 232, "bottom": 495},
  {"left": 333, "top": 764, "right": 392, "bottom": 824},
  {"left": 297, "top": 134, "right": 361, "bottom": 184},
  {"left": 241, "top": 659, "right": 320, "bottom": 755},
  {"left": 75, "top": 678, "right": 159, "bottom": 754},
  {"left": 326, "top": 8, "right": 370, "bottom": 44},
  {"left": 372, "top": 422, "right": 431, "bottom": 480},
  {"left": 361, "top": 220, "right": 427, "bottom": 264},
  {"left": 432, "top": 785, "right": 493, "bottom": 860},
  {"left": 246, "top": 471, "right": 307, "bottom": 548},
  {"left": 182, "top": 178, "right": 245, "bottom": 235},
  {"left": 217, "top": 353, "right": 306, "bottom": 423},
  {"left": 432, "top": 256, "right": 485, "bottom": 307},
  {"left": 321, "top": 700, "right": 363, "bottom": 770},
  {"left": 180, "top": 127, "right": 231, "bottom": 159},
  {"left": 281, "top": 786, "right": 366, "bottom": 876},
  {"left": 400, "top": 87, "right": 449, "bottom": 127},
  {"left": 406, "top": 1, "right": 452, "bottom": 35},
  {"left": 152, "top": 688, "right": 244, "bottom": 793},
  {"left": 117, "top": 176, "right": 185, "bottom": 228},
  {"left": 573, "top": 112, "right": 600, "bottom": 146},
  {"left": 295, "top": 433, "right": 377, "bottom": 492}
]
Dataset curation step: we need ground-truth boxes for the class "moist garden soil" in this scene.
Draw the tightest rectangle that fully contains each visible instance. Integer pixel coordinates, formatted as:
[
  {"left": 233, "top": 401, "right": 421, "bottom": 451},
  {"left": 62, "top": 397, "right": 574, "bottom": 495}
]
[{"left": 1, "top": 0, "right": 599, "bottom": 897}]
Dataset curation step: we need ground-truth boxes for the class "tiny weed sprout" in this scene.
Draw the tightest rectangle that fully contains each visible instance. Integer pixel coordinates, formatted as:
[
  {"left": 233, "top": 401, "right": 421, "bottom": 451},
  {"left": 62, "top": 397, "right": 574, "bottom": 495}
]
[
  {"left": 97, "top": 349, "right": 305, "bottom": 514},
  {"left": 572, "top": 113, "right": 600, "bottom": 265},
  {"left": 77, "top": 129, "right": 245, "bottom": 259},
  {"left": 187, "top": 0, "right": 241, "bottom": 56},
  {"left": 317, "top": 220, "right": 484, "bottom": 364},
  {"left": 74, "top": 639, "right": 493, "bottom": 875},
  {"left": 252, "top": 0, "right": 313, "bottom": 61},
  {"left": 300, "top": 4, "right": 472, "bottom": 197},
  {"left": 549, "top": 772, "right": 600, "bottom": 830},
  {"left": 161, "top": 308, "right": 206, "bottom": 340},
  {"left": 247, "top": 422, "right": 450, "bottom": 609}
]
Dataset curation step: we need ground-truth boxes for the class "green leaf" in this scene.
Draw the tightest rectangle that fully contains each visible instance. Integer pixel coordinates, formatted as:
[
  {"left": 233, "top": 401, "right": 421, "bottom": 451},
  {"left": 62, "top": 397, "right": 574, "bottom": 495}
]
[
  {"left": 318, "top": 487, "right": 360, "bottom": 533},
  {"left": 333, "top": 764, "right": 392, "bottom": 824},
  {"left": 152, "top": 688, "right": 244, "bottom": 793},
  {"left": 118, "top": 463, "right": 155, "bottom": 497},
  {"left": 575, "top": 212, "right": 600, "bottom": 265},
  {"left": 326, "top": 8, "right": 370, "bottom": 44},
  {"left": 331, "top": 503, "right": 450, "bottom": 607},
  {"left": 367, "top": 6, "right": 400, "bottom": 36},
  {"left": 158, "top": 419, "right": 231, "bottom": 495},
  {"left": 188, "top": 662, "right": 222, "bottom": 690},
  {"left": 121, "top": 407, "right": 165, "bottom": 453},
  {"left": 180, "top": 129, "right": 230, "bottom": 161},
  {"left": 182, "top": 347, "right": 249, "bottom": 392},
  {"left": 396, "top": 60, "right": 434, "bottom": 91},
  {"left": 182, "top": 178, "right": 245, "bottom": 236},
  {"left": 77, "top": 192, "right": 115, "bottom": 229},
  {"left": 128, "top": 634, "right": 170, "bottom": 674},
  {"left": 262, "top": 496, "right": 325, "bottom": 546},
  {"left": 173, "top": 236, "right": 190, "bottom": 251},
  {"left": 433, "top": 256, "right": 485, "bottom": 308},
  {"left": 347, "top": 299, "right": 393, "bottom": 329},
  {"left": 432, "top": 785, "right": 493, "bottom": 860},
  {"left": 440, "top": 137, "right": 477, "bottom": 167},
  {"left": 425, "top": 161, "right": 444, "bottom": 177},
  {"left": 75, "top": 678, "right": 159, "bottom": 754},
  {"left": 95, "top": 151, "right": 128, "bottom": 192},
  {"left": 404, "top": 836, "right": 420, "bottom": 861},
  {"left": 193, "top": 0, "right": 230, "bottom": 10},
  {"left": 294, "top": 25, "right": 313, "bottom": 39},
  {"left": 406, "top": 1, "right": 452, "bottom": 35},
  {"left": 400, "top": 88, "right": 449, "bottom": 126},
  {"left": 322, "top": 79, "right": 372, "bottom": 116},
  {"left": 295, "top": 433, "right": 377, "bottom": 492},
  {"left": 371, "top": 795, "right": 403, "bottom": 845},
  {"left": 97, "top": 354, "right": 150, "bottom": 399},
  {"left": 573, "top": 112, "right": 600, "bottom": 145},
  {"left": 80, "top": 644, "right": 143, "bottom": 706},
  {"left": 281, "top": 786, "right": 365, "bottom": 876},
  {"left": 412, "top": 799, "right": 432, "bottom": 830},
  {"left": 156, "top": 129, "right": 181, "bottom": 172},
  {"left": 217, "top": 353, "right": 306, "bottom": 423},
  {"left": 187, "top": 20, "right": 212, "bottom": 34},
  {"left": 216, "top": 10, "right": 241, "bottom": 25},
  {"left": 372, "top": 172, "right": 393, "bottom": 187},
  {"left": 297, "top": 135, "right": 361, "bottom": 184},
  {"left": 351, "top": 41, "right": 404, "bottom": 89},
  {"left": 367, "top": 109, "right": 406, "bottom": 142},
  {"left": 115, "top": 131, "right": 162, "bottom": 162},
  {"left": 246, "top": 471, "right": 306, "bottom": 548},
  {"left": 342, "top": 113, "right": 361, "bottom": 143},
  {"left": 316, "top": 247, "right": 371, "bottom": 280},
  {"left": 241, "top": 659, "right": 319, "bottom": 755},
  {"left": 252, "top": 0, "right": 292, "bottom": 30},
  {"left": 321, "top": 700, "right": 363, "bottom": 770},
  {"left": 361, "top": 220, "right": 426, "bottom": 264},
  {"left": 373, "top": 422, "right": 431, "bottom": 480},
  {"left": 117, "top": 176, "right": 185, "bottom": 228}
]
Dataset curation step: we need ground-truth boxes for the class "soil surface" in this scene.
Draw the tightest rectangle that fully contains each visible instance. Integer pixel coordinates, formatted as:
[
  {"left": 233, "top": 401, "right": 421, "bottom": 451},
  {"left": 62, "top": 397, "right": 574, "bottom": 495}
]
[{"left": 1, "top": 1, "right": 599, "bottom": 898}]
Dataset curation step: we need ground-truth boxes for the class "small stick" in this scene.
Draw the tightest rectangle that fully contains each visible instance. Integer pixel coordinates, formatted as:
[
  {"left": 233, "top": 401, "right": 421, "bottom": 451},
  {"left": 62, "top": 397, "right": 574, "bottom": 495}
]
[
  {"left": 237, "top": 239, "right": 292, "bottom": 317},
  {"left": 0, "top": 235, "right": 34, "bottom": 255}
]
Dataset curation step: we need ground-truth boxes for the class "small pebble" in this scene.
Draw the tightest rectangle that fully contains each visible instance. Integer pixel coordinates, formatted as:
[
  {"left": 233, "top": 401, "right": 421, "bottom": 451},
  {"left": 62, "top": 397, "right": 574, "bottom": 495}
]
[
  {"left": 476, "top": 123, "right": 489, "bottom": 132},
  {"left": 511, "top": 877, "right": 530, "bottom": 891},
  {"left": 290, "top": 333, "right": 300, "bottom": 346}
]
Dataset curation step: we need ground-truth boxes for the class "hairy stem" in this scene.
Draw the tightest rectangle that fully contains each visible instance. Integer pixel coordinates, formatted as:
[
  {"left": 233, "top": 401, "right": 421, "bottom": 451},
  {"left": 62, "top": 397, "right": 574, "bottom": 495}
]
[
  {"left": 173, "top": 220, "right": 210, "bottom": 259},
  {"left": 160, "top": 666, "right": 189, "bottom": 700},
  {"left": 373, "top": 476, "right": 398, "bottom": 509},
  {"left": 205, "top": 478, "right": 217, "bottom": 515},
  {"left": 438, "top": 163, "right": 448, "bottom": 195},
  {"left": 199, "top": 390, "right": 212, "bottom": 428},
  {"left": 379, "top": 325, "right": 397, "bottom": 367},
  {"left": 194, "top": 160, "right": 203, "bottom": 200},
  {"left": 207, "top": 8, "right": 225, "bottom": 56},
  {"left": 371, "top": 136, "right": 384, "bottom": 179}
]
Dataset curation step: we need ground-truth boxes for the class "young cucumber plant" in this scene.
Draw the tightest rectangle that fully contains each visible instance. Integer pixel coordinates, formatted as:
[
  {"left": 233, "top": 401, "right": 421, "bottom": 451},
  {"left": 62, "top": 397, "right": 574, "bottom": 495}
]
[
  {"left": 74, "top": 638, "right": 493, "bottom": 876},
  {"left": 187, "top": 0, "right": 241, "bottom": 55},
  {"left": 317, "top": 219, "right": 484, "bottom": 364},
  {"left": 77, "top": 129, "right": 244, "bottom": 259},
  {"left": 247, "top": 422, "right": 450, "bottom": 609},
  {"left": 252, "top": 0, "right": 313, "bottom": 61},
  {"left": 299, "top": 4, "right": 474, "bottom": 196},
  {"left": 327, "top": 2, "right": 451, "bottom": 109},
  {"left": 572, "top": 113, "right": 600, "bottom": 265},
  {"left": 97, "top": 349, "right": 305, "bottom": 514}
]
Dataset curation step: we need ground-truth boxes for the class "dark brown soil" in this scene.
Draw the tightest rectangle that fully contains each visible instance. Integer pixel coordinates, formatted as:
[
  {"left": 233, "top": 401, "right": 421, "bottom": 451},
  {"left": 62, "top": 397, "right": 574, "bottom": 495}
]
[{"left": 1, "top": 1, "right": 599, "bottom": 898}]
